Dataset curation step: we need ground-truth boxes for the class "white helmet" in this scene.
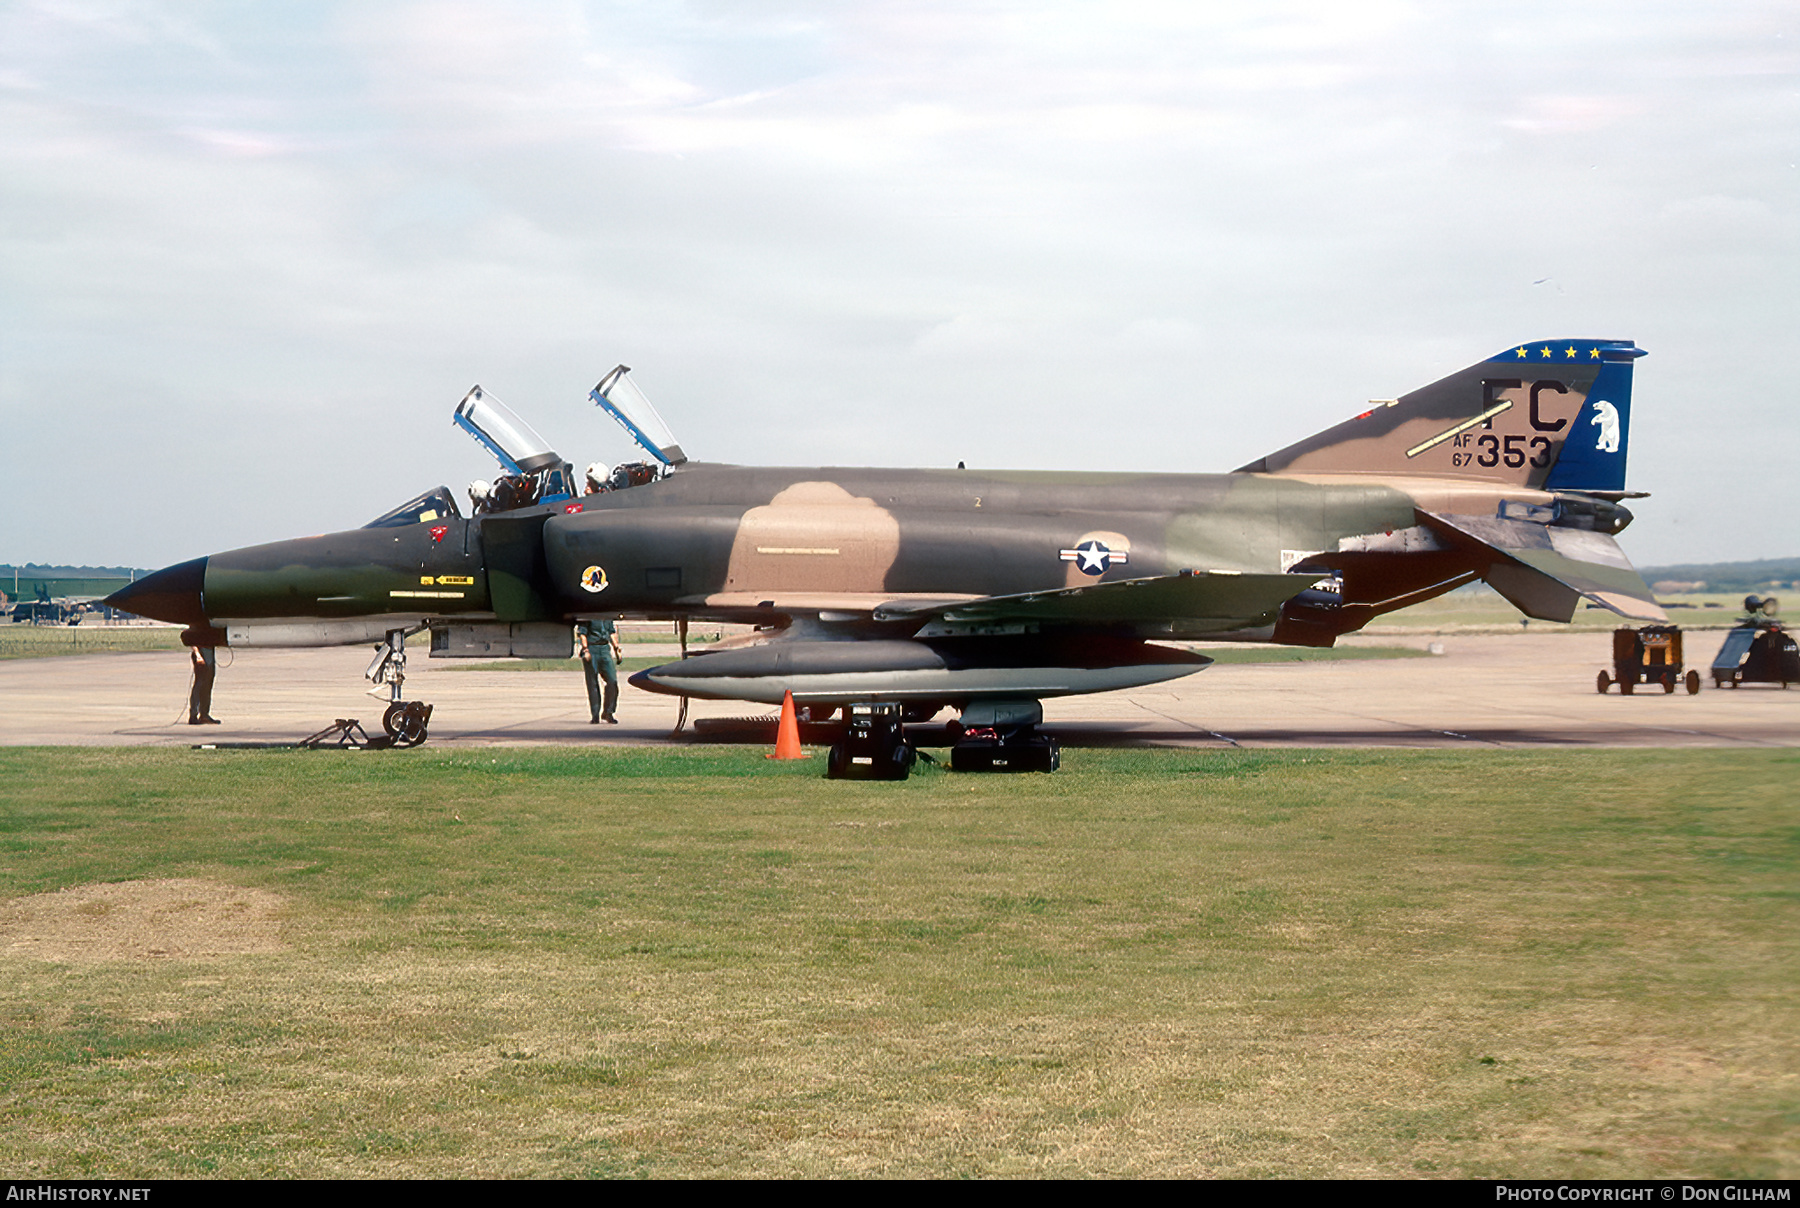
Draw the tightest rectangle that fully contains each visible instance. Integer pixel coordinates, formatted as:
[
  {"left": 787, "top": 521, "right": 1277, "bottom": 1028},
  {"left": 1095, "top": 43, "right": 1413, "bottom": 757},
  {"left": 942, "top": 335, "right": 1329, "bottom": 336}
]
[
  {"left": 467, "top": 479, "right": 492, "bottom": 504},
  {"left": 585, "top": 462, "right": 607, "bottom": 490}
]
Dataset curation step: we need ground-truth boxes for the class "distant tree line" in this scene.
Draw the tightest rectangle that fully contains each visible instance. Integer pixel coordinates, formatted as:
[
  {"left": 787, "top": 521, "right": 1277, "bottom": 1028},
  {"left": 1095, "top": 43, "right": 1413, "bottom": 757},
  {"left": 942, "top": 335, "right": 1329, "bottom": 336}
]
[
  {"left": 1640, "top": 557, "right": 1800, "bottom": 593},
  {"left": 2, "top": 564, "right": 147, "bottom": 579}
]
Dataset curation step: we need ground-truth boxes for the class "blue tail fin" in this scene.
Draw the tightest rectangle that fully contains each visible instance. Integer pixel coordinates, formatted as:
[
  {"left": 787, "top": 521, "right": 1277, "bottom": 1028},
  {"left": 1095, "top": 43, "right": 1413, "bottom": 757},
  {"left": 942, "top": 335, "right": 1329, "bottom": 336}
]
[{"left": 1541, "top": 343, "right": 1646, "bottom": 492}]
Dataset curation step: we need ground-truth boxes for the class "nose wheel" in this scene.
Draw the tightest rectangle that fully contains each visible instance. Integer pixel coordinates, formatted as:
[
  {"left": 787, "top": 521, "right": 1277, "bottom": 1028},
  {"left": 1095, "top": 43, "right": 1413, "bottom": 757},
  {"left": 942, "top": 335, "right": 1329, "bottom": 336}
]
[{"left": 382, "top": 700, "right": 434, "bottom": 747}]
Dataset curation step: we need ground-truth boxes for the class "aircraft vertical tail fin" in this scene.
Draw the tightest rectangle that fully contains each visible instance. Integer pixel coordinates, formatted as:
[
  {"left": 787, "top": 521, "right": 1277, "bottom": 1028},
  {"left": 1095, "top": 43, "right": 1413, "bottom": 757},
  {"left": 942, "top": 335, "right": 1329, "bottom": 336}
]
[{"left": 1238, "top": 340, "right": 1646, "bottom": 491}]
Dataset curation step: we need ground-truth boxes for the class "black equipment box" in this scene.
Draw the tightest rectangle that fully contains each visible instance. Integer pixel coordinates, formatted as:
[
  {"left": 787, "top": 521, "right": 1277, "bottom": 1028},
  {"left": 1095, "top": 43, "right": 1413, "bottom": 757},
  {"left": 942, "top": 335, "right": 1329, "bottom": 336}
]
[
  {"left": 949, "top": 728, "right": 1061, "bottom": 773},
  {"left": 826, "top": 702, "right": 917, "bottom": 780}
]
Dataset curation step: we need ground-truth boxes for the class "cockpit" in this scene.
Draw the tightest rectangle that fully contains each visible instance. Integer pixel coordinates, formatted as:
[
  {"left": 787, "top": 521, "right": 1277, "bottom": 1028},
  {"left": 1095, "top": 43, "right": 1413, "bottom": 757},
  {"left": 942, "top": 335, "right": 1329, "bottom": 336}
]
[
  {"left": 357, "top": 368, "right": 688, "bottom": 529},
  {"left": 584, "top": 459, "right": 661, "bottom": 495},
  {"left": 364, "top": 485, "right": 461, "bottom": 529},
  {"left": 573, "top": 365, "right": 689, "bottom": 501},
  {"left": 447, "top": 369, "right": 687, "bottom": 516},
  {"left": 453, "top": 386, "right": 580, "bottom": 515}
]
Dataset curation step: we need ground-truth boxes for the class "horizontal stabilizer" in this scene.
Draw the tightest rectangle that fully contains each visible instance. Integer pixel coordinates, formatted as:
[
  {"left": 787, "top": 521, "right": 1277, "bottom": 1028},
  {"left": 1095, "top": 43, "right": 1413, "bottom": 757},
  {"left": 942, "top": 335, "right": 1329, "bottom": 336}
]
[
  {"left": 1418, "top": 512, "right": 1666, "bottom": 623},
  {"left": 873, "top": 570, "right": 1317, "bottom": 630}
]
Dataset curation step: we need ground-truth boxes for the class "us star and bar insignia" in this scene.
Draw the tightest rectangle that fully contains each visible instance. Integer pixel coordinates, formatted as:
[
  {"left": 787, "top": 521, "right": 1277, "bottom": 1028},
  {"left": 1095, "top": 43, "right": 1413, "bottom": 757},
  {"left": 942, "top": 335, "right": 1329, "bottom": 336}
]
[{"left": 1059, "top": 540, "right": 1128, "bottom": 576}]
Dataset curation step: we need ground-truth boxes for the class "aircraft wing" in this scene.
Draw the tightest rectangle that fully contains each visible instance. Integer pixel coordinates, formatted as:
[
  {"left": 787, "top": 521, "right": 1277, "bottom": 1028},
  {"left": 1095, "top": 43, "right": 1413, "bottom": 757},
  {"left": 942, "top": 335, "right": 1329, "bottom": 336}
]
[
  {"left": 870, "top": 570, "right": 1317, "bottom": 630},
  {"left": 1418, "top": 511, "right": 1666, "bottom": 623},
  {"left": 682, "top": 591, "right": 984, "bottom": 620},
  {"left": 688, "top": 572, "right": 1315, "bottom": 632}
]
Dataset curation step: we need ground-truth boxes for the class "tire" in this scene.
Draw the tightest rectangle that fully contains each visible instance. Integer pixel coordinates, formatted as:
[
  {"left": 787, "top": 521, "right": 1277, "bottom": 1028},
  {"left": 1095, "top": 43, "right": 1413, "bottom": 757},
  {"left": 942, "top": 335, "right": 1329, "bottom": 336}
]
[
  {"left": 1686, "top": 671, "right": 1701, "bottom": 695},
  {"left": 1596, "top": 671, "right": 1611, "bottom": 694},
  {"left": 1662, "top": 676, "right": 1675, "bottom": 694},
  {"left": 1620, "top": 678, "right": 1634, "bottom": 695},
  {"left": 383, "top": 701, "right": 431, "bottom": 747}
]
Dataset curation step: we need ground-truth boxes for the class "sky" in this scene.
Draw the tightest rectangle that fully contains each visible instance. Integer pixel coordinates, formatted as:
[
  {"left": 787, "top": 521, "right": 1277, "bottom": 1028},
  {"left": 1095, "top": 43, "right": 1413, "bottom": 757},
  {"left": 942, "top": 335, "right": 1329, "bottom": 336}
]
[{"left": 2, "top": 0, "right": 1794, "bottom": 570}]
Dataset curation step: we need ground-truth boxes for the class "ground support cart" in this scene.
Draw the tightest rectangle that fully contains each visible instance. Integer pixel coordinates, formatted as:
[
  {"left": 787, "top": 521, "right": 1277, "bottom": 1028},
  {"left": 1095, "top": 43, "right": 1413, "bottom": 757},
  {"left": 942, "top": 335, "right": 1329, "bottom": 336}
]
[
  {"left": 1711, "top": 597, "right": 1799, "bottom": 689},
  {"left": 1598, "top": 625, "right": 1699, "bottom": 695}
]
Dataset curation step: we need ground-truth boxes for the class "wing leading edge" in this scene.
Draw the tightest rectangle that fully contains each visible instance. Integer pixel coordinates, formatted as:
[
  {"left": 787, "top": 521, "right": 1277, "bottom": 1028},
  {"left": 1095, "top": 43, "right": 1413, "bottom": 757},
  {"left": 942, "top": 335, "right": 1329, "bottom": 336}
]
[
  {"left": 872, "top": 569, "right": 1318, "bottom": 631},
  {"left": 686, "top": 571, "right": 1318, "bottom": 632}
]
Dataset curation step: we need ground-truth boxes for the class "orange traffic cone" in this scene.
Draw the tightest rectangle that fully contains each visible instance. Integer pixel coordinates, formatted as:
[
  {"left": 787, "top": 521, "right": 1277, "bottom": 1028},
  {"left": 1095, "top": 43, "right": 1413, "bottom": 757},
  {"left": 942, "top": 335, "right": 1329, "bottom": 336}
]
[{"left": 768, "top": 690, "right": 807, "bottom": 760}]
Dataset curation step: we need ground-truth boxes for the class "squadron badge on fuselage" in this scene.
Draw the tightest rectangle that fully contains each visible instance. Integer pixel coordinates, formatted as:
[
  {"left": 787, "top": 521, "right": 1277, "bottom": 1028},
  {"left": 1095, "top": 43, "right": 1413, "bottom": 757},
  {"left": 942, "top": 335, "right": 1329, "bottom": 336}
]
[{"left": 580, "top": 565, "right": 609, "bottom": 594}]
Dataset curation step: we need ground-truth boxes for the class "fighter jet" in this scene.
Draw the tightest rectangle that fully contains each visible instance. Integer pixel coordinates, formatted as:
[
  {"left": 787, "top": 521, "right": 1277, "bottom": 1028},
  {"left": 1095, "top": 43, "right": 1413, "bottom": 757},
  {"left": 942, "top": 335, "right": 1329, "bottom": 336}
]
[{"left": 108, "top": 339, "right": 1663, "bottom": 751}]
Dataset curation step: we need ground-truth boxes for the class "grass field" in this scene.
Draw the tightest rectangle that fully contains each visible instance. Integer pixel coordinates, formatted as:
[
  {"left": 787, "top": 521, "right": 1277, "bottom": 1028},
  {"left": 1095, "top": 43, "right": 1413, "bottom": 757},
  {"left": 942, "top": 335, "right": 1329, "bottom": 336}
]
[
  {"left": 0, "top": 746, "right": 1792, "bottom": 1178},
  {"left": 1370, "top": 588, "right": 1752, "bottom": 634},
  {"left": 0, "top": 625, "right": 185, "bottom": 660}
]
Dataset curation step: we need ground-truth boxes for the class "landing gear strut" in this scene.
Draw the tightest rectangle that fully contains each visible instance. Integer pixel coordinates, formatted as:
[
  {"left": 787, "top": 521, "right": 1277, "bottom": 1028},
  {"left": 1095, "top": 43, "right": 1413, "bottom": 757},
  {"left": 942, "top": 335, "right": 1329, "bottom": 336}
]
[
  {"left": 671, "top": 616, "right": 691, "bottom": 737},
  {"left": 365, "top": 628, "right": 433, "bottom": 746}
]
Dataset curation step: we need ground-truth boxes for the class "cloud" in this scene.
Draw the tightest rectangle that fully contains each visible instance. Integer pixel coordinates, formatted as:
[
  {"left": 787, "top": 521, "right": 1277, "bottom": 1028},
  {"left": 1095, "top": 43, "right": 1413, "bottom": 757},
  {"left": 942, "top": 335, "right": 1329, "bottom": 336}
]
[
  {"left": 0, "top": 1, "right": 1795, "bottom": 565},
  {"left": 1499, "top": 94, "right": 1646, "bottom": 134}
]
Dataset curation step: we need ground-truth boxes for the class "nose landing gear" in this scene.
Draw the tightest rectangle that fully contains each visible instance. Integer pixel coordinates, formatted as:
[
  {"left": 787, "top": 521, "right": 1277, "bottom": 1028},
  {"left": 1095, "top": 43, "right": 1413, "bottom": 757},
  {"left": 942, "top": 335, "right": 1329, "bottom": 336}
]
[{"left": 366, "top": 629, "right": 434, "bottom": 746}]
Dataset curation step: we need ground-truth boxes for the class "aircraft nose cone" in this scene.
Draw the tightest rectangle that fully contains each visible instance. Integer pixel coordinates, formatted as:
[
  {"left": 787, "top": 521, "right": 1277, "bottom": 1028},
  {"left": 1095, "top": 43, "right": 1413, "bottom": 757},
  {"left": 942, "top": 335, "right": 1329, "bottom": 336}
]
[{"left": 104, "top": 557, "right": 210, "bottom": 627}]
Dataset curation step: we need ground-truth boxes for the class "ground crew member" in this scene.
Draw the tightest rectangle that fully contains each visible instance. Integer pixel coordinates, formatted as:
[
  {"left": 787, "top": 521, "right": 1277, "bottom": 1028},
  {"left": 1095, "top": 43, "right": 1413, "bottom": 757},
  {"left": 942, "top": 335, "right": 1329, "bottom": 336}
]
[
  {"left": 181, "top": 628, "right": 220, "bottom": 725},
  {"left": 577, "top": 617, "right": 622, "bottom": 724}
]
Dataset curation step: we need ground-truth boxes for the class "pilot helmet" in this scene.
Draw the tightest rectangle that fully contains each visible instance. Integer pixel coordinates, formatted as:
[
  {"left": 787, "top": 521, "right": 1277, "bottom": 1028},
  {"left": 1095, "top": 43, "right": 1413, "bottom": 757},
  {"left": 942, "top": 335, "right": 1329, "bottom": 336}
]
[
  {"left": 585, "top": 462, "right": 608, "bottom": 492},
  {"left": 468, "top": 479, "right": 492, "bottom": 505}
]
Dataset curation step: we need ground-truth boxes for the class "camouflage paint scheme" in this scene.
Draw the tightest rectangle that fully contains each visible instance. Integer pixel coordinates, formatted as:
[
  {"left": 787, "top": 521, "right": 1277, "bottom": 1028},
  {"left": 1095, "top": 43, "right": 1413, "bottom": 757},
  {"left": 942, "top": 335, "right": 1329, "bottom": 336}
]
[{"left": 109, "top": 339, "right": 1662, "bottom": 708}]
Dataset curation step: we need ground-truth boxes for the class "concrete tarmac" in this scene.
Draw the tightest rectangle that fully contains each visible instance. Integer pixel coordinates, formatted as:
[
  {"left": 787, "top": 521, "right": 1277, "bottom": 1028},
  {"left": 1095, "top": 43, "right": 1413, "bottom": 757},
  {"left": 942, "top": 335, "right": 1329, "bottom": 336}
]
[{"left": 2, "top": 631, "right": 1794, "bottom": 749}]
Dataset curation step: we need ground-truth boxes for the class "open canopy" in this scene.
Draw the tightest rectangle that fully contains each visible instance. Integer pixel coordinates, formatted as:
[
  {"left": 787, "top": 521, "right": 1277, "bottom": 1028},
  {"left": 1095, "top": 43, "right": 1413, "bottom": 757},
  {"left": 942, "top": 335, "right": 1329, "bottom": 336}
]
[
  {"left": 592, "top": 365, "right": 686, "bottom": 467},
  {"left": 453, "top": 386, "right": 563, "bottom": 475}
]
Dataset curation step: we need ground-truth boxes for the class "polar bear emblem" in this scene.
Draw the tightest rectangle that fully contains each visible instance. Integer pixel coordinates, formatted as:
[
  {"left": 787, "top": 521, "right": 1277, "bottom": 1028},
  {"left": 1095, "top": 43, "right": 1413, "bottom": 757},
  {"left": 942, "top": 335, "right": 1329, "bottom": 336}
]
[{"left": 1590, "top": 400, "right": 1620, "bottom": 453}]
